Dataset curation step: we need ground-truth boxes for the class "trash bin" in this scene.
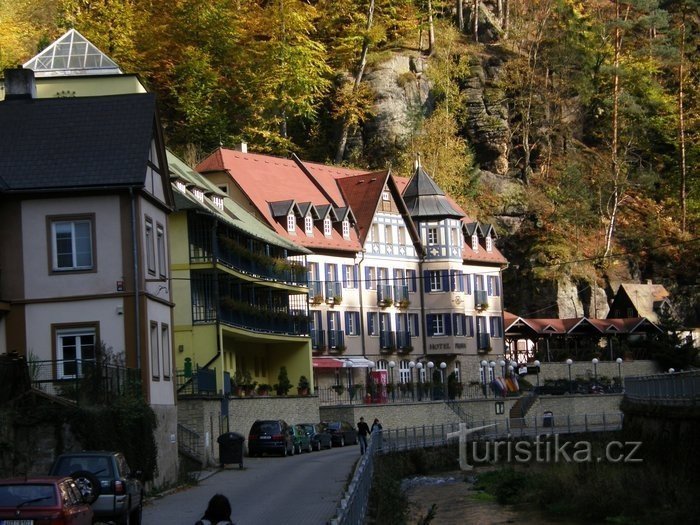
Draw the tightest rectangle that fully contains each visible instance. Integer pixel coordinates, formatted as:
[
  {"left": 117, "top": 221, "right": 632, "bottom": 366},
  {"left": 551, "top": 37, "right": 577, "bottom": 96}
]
[
  {"left": 217, "top": 432, "right": 245, "bottom": 469},
  {"left": 543, "top": 411, "right": 554, "bottom": 428}
]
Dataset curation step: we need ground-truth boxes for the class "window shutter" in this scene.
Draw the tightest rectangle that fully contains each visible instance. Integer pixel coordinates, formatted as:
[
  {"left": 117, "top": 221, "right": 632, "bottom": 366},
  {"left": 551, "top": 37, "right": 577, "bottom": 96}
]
[
  {"left": 367, "top": 312, "right": 374, "bottom": 335},
  {"left": 467, "top": 316, "right": 473, "bottom": 337},
  {"left": 452, "top": 313, "right": 459, "bottom": 333},
  {"left": 426, "top": 314, "right": 434, "bottom": 336},
  {"left": 441, "top": 270, "right": 450, "bottom": 292},
  {"left": 327, "top": 311, "right": 333, "bottom": 331},
  {"left": 410, "top": 270, "right": 417, "bottom": 292},
  {"left": 354, "top": 312, "right": 360, "bottom": 335},
  {"left": 450, "top": 270, "right": 458, "bottom": 291},
  {"left": 342, "top": 265, "right": 348, "bottom": 287},
  {"left": 365, "top": 266, "right": 371, "bottom": 290},
  {"left": 353, "top": 265, "right": 359, "bottom": 288},
  {"left": 423, "top": 270, "right": 431, "bottom": 293},
  {"left": 324, "top": 263, "right": 331, "bottom": 282},
  {"left": 444, "top": 314, "right": 452, "bottom": 335},
  {"left": 462, "top": 315, "right": 467, "bottom": 335},
  {"left": 464, "top": 273, "right": 471, "bottom": 294},
  {"left": 488, "top": 276, "right": 493, "bottom": 296},
  {"left": 496, "top": 276, "right": 501, "bottom": 296},
  {"left": 344, "top": 312, "right": 351, "bottom": 333}
]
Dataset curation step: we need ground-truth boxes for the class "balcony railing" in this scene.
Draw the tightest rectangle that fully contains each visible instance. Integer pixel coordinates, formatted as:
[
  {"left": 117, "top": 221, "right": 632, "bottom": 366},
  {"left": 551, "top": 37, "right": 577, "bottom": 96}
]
[
  {"left": 380, "top": 331, "right": 396, "bottom": 350},
  {"left": 477, "top": 332, "right": 491, "bottom": 351},
  {"left": 324, "top": 281, "right": 343, "bottom": 303},
  {"left": 308, "top": 281, "right": 324, "bottom": 303},
  {"left": 219, "top": 306, "right": 309, "bottom": 336},
  {"left": 377, "top": 284, "right": 393, "bottom": 306},
  {"left": 396, "top": 331, "right": 411, "bottom": 351},
  {"left": 29, "top": 359, "right": 142, "bottom": 405},
  {"left": 393, "top": 285, "right": 409, "bottom": 304},
  {"left": 311, "top": 329, "right": 326, "bottom": 350},
  {"left": 328, "top": 330, "right": 345, "bottom": 350},
  {"left": 475, "top": 289, "right": 488, "bottom": 309}
]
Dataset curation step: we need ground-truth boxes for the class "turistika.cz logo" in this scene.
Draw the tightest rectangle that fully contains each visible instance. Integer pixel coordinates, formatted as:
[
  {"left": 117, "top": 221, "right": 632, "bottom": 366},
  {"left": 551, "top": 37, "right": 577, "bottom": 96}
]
[{"left": 447, "top": 423, "right": 642, "bottom": 470}]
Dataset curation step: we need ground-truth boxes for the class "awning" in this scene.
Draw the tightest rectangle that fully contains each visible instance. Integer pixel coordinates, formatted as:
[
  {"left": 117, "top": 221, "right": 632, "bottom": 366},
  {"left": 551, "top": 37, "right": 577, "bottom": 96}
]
[
  {"left": 312, "top": 357, "right": 345, "bottom": 369},
  {"left": 342, "top": 357, "right": 376, "bottom": 368}
]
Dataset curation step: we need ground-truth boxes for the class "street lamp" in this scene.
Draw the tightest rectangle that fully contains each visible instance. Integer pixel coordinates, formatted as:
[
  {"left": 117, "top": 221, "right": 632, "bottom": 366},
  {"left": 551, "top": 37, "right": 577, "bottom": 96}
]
[
  {"left": 488, "top": 361, "right": 496, "bottom": 397},
  {"left": 534, "top": 360, "right": 541, "bottom": 388},
  {"left": 409, "top": 361, "right": 416, "bottom": 399},
  {"left": 592, "top": 358, "right": 599, "bottom": 384},
  {"left": 440, "top": 362, "right": 447, "bottom": 398},
  {"left": 616, "top": 357, "right": 623, "bottom": 389},
  {"left": 480, "top": 360, "right": 488, "bottom": 398},
  {"left": 499, "top": 359, "right": 506, "bottom": 377},
  {"left": 389, "top": 360, "right": 396, "bottom": 401},
  {"left": 566, "top": 358, "right": 573, "bottom": 393},
  {"left": 416, "top": 362, "right": 423, "bottom": 401},
  {"left": 427, "top": 361, "right": 435, "bottom": 399},
  {"left": 367, "top": 361, "right": 375, "bottom": 402},
  {"left": 669, "top": 368, "right": 675, "bottom": 374}
]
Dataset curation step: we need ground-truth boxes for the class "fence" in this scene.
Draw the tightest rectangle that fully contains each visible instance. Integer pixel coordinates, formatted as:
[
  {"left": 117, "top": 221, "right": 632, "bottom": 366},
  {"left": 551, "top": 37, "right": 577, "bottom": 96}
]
[
  {"left": 329, "top": 413, "right": 623, "bottom": 524},
  {"left": 29, "top": 359, "right": 142, "bottom": 405},
  {"left": 317, "top": 382, "right": 491, "bottom": 406},
  {"left": 624, "top": 370, "right": 700, "bottom": 404}
]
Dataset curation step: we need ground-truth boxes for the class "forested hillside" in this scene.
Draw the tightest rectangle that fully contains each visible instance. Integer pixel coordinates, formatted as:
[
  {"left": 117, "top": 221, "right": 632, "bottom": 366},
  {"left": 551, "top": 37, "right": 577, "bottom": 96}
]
[{"left": 1, "top": 0, "right": 698, "bottom": 324}]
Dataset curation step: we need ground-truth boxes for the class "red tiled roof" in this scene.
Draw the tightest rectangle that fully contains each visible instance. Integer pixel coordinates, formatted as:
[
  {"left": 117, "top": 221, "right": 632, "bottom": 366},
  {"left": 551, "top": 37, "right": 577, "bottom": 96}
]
[{"left": 336, "top": 171, "right": 390, "bottom": 244}]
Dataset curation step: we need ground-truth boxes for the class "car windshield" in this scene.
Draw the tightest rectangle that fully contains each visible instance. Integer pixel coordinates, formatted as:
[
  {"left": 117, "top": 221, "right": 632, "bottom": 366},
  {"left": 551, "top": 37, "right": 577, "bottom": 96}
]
[
  {"left": 0, "top": 484, "right": 57, "bottom": 507},
  {"left": 326, "top": 422, "right": 340, "bottom": 430},
  {"left": 53, "top": 456, "right": 113, "bottom": 480}
]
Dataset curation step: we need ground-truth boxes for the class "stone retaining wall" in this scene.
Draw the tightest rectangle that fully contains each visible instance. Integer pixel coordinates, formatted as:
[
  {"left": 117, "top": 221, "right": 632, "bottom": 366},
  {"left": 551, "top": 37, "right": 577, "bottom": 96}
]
[{"left": 535, "top": 360, "right": 658, "bottom": 383}]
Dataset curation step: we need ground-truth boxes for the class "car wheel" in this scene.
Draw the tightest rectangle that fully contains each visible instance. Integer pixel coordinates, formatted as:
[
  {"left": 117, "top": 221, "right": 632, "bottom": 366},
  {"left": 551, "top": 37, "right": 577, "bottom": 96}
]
[
  {"left": 315, "top": 441, "right": 321, "bottom": 451},
  {"left": 290, "top": 443, "right": 295, "bottom": 456},
  {"left": 307, "top": 442, "right": 313, "bottom": 453},
  {"left": 281, "top": 445, "right": 288, "bottom": 457},
  {"left": 117, "top": 497, "right": 132, "bottom": 525},
  {"left": 340, "top": 436, "right": 345, "bottom": 447},
  {"left": 69, "top": 470, "right": 101, "bottom": 504}
]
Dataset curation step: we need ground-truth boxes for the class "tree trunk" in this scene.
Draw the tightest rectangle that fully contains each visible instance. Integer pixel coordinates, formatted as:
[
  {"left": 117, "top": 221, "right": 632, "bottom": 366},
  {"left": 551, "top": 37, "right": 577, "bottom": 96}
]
[
  {"left": 473, "top": 0, "right": 479, "bottom": 42},
  {"left": 334, "top": 0, "right": 376, "bottom": 164},
  {"left": 503, "top": 0, "right": 509, "bottom": 39},
  {"left": 428, "top": 0, "right": 436, "bottom": 56},
  {"left": 678, "top": 16, "right": 687, "bottom": 233},
  {"left": 457, "top": 0, "right": 464, "bottom": 31}
]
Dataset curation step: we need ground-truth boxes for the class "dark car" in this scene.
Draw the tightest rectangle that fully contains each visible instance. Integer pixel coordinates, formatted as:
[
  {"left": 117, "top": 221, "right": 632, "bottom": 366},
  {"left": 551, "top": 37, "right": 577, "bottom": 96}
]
[
  {"left": 247, "top": 419, "right": 295, "bottom": 457},
  {"left": 291, "top": 424, "right": 313, "bottom": 454},
  {"left": 49, "top": 451, "right": 143, "bottom": 525},
  {"left": 0, "top": 476, "right": 94, "bottom": 525},
  {"left": 300, "top": 423, "right": 332, "bottom": 451},
  {"left": 322, "top": 421, "right": 358, "bottom": 447}
]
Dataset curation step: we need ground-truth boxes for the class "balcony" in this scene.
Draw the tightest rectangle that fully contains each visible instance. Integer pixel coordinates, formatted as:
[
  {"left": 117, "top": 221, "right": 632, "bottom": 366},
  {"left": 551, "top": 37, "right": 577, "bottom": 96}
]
[
  {"left": 328, "top": 330, "right": 345, "bottom": 352},
  {"left": 380, "top": 331, "right": 396, "bottom": 351},
  {"left": 309, "top": 281, "right": 324, "bottom": 304},
  {"left": 477, "top": 332, "right": 491, "bottom": 352},
  {"left": 475, "top": 290, "right": 488, "bottom": 310},
  {"left": 324, "top": 281, "right": 343, "bottom": 304},
  {"left": 396, "top": 331, "right": 412, "bottom": 352},
  {"left": 219, "top": 302, "right": 309, "bottom": 336},
  {"left": 377, "top": 284, "right": 393, "bottom": 307},
  {"left": 311, "top": 329, "right": 326, "bottom": 351},
  {"left": 393, "top": 285, "right": 409, "bottom": 307}
]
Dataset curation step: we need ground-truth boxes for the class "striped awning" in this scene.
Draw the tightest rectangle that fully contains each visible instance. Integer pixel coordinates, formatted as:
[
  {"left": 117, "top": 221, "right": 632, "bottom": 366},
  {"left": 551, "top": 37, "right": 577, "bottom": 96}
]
[{"left": 312, "top": 357, "right": 345, "bottom": 369}]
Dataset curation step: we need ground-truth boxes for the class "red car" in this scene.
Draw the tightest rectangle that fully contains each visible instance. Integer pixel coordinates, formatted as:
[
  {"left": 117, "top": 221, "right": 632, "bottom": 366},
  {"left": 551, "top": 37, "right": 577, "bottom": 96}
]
[{"left": 0, "top": 476, "right": 94, "bottom": 525}]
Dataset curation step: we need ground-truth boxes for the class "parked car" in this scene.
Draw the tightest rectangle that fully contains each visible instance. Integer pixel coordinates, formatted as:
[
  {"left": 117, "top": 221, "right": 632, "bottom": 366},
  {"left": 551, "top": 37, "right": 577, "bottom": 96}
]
[
  {"left": 49, "top": 451, "right": 143, "bottom": 525},
  {"left": 290, "top": 424, "right": 313, "bottom": 454},
  {"left": 0, "top": 476, "right": 94, "bottom": 525},
  {"left": 300, "top": 423, "right": 332, "bottom": 451},
  {"left": 247, "top": 419, "right": 295, "bottom": 457},
  {"left": 322, "top": 421, "right": 358, "bottom": 447}
]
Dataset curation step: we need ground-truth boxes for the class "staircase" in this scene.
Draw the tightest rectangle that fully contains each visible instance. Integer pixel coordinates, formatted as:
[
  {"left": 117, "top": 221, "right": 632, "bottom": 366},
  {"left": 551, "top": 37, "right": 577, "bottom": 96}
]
[
  {"left": 177, "top": 423, "right": 204, "bottom": 466},
  {"left": 509, "top": 391, "right": 538, "bottom": 428},
  {"left": 445, "top": 400, "right": 474, "bottom": 427}
]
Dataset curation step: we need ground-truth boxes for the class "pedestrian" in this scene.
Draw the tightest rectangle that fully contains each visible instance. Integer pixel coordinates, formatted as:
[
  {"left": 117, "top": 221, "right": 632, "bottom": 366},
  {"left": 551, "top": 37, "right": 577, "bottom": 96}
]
[
  {"left": 371, "top": 418, "right": 382, "bottom": 433},
  {"left": 195, "top": 494, "right": 235, "bottom": 525},
  {"left": 357, "top": 416, "right": 371, "bottom": 455},
  {"left": 371, "top": 418, "right": 383, "bottom": 450}
]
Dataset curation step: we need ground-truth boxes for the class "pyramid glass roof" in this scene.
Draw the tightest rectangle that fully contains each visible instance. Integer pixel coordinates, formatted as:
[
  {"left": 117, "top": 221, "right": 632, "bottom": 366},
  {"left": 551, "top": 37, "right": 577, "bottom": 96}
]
[{"left": 23, "top": 29, "right": 122, "bottom": 77}]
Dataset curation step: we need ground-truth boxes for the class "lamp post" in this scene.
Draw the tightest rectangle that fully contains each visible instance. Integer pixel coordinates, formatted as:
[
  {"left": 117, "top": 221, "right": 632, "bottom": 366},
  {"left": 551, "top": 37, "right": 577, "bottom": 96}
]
[
  {"left": 409, "top": 361, "right": 416, "bottom": 399},
  {"left": 592, "top": 358, "right": 599, "bottom": 384},
  {"left": 416, "top": 362, "right": 423, "bottom": 401},
  {"left": 499, "top": 359, "right": 506, "bottom": 377},
  {"left": 616, "top": 357, "right": 623, "bottom": 390},
  {"left": 480, "top": 359, "right": 488, "bottom": 398},
  {"left": 534, "top": 360, "right": 541, "bottom": 388},
  {"left": 488, "top": 361, "right": 495, "bottom": 397},
  {"left": 440, "top": 362, "right": 447, "bottom": 399},
  {"left": 566, "top": 358, "right": 573, "bottom": 393},
  {"left": 389, "top": 360, "right": 396, "bottom": 402},
  {"left": 368, "top": 361, "right": 375, "bottom": 402},
  {"left": 427, "top": 361, "right": 435, "bottom": 399},
  {"left": 669, "top": 368, "right": 675, "bottom": 374}
]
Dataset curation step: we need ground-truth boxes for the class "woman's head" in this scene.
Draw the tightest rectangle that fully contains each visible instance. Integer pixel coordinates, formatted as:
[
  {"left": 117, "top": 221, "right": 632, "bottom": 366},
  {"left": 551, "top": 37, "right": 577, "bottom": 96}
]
[{"left": 204, "top": 493, "right": 231, "bottom": 521}]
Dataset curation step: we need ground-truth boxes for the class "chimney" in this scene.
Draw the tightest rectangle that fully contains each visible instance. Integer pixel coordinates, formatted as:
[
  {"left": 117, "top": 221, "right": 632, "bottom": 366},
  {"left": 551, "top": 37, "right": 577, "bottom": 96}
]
[
  {"left": 3, "top": 68, "right": 37, "bottom": 100},
  {"left": 646, "top": 279, "right": 653, "bottom": 285},
  {"left": 236, "top": 142, "right": 247, "bottom": 154}
]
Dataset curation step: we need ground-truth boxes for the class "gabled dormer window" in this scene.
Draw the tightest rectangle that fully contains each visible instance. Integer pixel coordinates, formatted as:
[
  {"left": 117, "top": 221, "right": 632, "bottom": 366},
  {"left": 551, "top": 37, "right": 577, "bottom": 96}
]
[
  {"left": 192, "top": 188, "right": 204, "bottom": 202},
  {"left": 342, "top": 220, "right": 350, "bottom": 239},
  {"left": 287, "top": 213, "right": 296, "bottom": 233},
  {"left": 323, "top": 217, "right": 332, "bottom": 236},
  {"left": 305, "top": 215, "right": 313, "bottom": 235},
  {"left": 486, "top": 235, "right": 493, "bottom": 252},
  {"left": 212, "top": 195, "right": 224, "bottom": 211},
  {"left": 472, "top": 234, "right": 479, "bottom": 252},
  {"left": 176, "top": 181, "right": 186, "bottom": 193}
]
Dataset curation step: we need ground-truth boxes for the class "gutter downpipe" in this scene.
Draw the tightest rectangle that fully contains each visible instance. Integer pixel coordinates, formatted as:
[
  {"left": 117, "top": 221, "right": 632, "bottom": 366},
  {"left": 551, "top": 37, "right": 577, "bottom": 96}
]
[
  {"left": 130, "top": 188, "right": 141, "bottom": 369},
  {"left": 418, "top": 255, "right": 427, "bottom": 363},
  {"left": 357, "top": 249, "right": 367, "bottom": 357}
]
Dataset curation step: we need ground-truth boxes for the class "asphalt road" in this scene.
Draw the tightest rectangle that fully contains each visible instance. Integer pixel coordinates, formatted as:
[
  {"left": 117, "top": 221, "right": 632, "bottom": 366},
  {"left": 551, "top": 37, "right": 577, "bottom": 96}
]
[{"left": 143, "top": 443, "right": 361, "bottom": 525}]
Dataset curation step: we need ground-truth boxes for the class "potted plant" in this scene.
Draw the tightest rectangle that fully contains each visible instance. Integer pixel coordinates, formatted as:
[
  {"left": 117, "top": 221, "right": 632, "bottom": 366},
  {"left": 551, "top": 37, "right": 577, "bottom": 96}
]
[
  {"left": 310, "top": 294, "right": 324, "bottom": 305},
  {"left": 231, "top": 370, "right": 245, "bottom": 396},
  {"left": 297, "top": 375, "right": 310, "bottom": 396},
  {"left": 275, "top": 366, "right": 292, "bottom": 396},
  {"left": 397, "top": 299, "right": 410, "bottom": 309},
  {"left": 256, "top": 383, "right": 272, "bottom": 396},
  {"left": 349, "top": 383, "right": 363, "bottom": 400},
  {"left": 332, "top": 384, "right": 345, "bottom": 396},
  {"left": 332, "top": 295, "right": 343, "bottom": 305}
]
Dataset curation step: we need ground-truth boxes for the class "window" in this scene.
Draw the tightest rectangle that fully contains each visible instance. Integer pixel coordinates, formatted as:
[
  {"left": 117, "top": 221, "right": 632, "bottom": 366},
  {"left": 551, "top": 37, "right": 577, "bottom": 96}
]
[
  {"left": 406, "top": 269, "right": 417, "bottom": 292},
  {"left": 488, "top": 275, "right": 501, "bottom": 296},
  {"left": 192, "top": 188, "right": 204, "bottom": 202},
  {"left": 161, "top": 324, "right": 171, "bottom": 380},
  {"left": 150, "top": 321, "right": 160, "bottom": 380},
  {"left": 450, "top": 228, "right": 458, "bottom": 246},
  {"left": 399, "top": 360, "right": 410, "bottom": 383},
  {"left": 454, "top": 314, "right": 465, "bottom": 336},
  {"left": 342, "top": 220, "right": 350, "bottom": 238},
  {"left": 466, "top": 316, "right": 474, "bottom": 337},
  {"left": 429, "top": 271, "right": 442, "bottom": 292},
  {"left": 367, "top": 312, "right": 379, "bottom": 336},
  {"left": 428, "top": 227, "right": 439, "bottom": 245},
  {"left": 490, "top": 316, "right": 503, "bottom": 337},
  {"left": 345, "top": 311, "right": 360, "bottom": 336},
  {"left": 472, "top": 234, "right": 479, "bottom": 251},
  {"left": 218, "top": 184, "right": 228, "bottom": 194},
  {"left": 365, "top": 266, "right": 377, "bottom": 290},
  {"left": 55, "top": 326, "right": 96, "bottom": 379},
  {"left": 287, "top": 213, "right": 296, "bottom": 233},
  {"left": 156, "top": 224, "right": 166, "bottom": 278},
  {"left": 454, "top": 361, "right": 461, "bottom": 382},
  {"left": 323, "top": 218, "right": 332, "bottom": 236},
  {"left": 371, "top": 223, "right": 380, "bottom": 243},
  {"left": 50, "top": 216, "right": 94, "bottom": 271},
  {"left": 145, "top": 218, "right": 156, "bottom": 274},
  {"left": 342, "top": 264, "right": 357, "bottom": 288},
  {"left": 212, "top": 195, "right": 224, "bottom": 210},
  {"left": 398, "top": 227, "right": 406, "bottom": 246},
  {"left": 382, "top": 191, "right": 390, "bottom": 201},
  {"left": 409, "top": 313, "right": 419, "bottom": 336},
  {"left": 384, "top": 225, "right": 393, "bottom": 244},
  {"left": 432, "top": 314, "right": 445, "bottom": 336},
  {"left": 305, "top": 215, "right": 313, "bottom": 235},
  {"left": 486, "top": 235, "right": 493, "bottom": 251}
]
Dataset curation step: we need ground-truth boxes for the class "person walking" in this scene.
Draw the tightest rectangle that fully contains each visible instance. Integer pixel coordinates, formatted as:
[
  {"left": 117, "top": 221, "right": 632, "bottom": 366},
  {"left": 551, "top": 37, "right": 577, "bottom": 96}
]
[
  {"left": 371, "top": 418, "right": 383, "bottom": 450},
  {"left": 357, "top": 417, "right": 371, "bottom": 455},
  {"left": 371, "top": 418, "right": 382, "bottom": 433},
  {"left": 195, "top": 494, "right": 235, "bottom": 525}
]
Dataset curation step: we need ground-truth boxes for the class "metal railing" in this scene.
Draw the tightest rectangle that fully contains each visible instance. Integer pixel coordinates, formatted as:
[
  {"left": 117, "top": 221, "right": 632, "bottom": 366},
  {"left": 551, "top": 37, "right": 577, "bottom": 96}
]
[
  {"left": 377, "top": 284, "right": 393, "bottom": 305},
  {"left": 328, "top": 330, "right": 345, "bottom": 350},
  {"left": 29, "top": 359, "right": 142, "bottom": 404},
  {"left": 317, "top": 382, "right": 488, "bottom": 406},
  {"left": 396, "top": 331, "right": 411, "bottom": 350},
  {"left": 325, "top": 281, "right": 343, "bottom": 302},
  {"left": 176, "top": 367, "right": 217, "bottom": 395},
  {"left": 311, "top": 329, "right": 326, "bottom": 350},
  {"left": 624, "top": 370, "right": 700, "bottom": 404},
  {"left": 177, "top": 423, "right": 203, "bottom": 464},
  {"left": 379, "top": 330, "right": 395, "bottom": 350}
]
